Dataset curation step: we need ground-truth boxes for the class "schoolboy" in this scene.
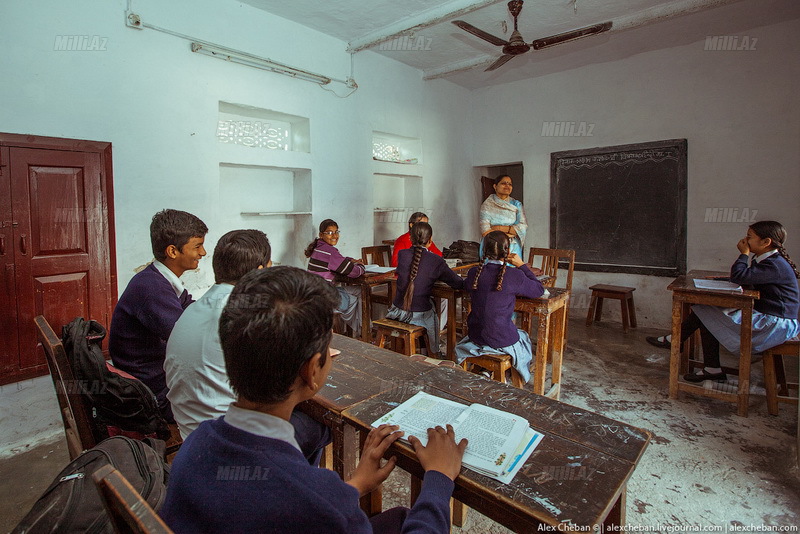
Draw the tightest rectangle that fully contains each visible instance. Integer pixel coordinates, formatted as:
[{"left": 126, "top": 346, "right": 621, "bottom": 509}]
[
  {"left": 109, "top": 209, "right": 207, "bottom": 422},
  {"left": 161, "top": 266, "right": 467, "bottom": 534},
  {"left": 164, "top": 229, "right": 330, "bottom": 465}
]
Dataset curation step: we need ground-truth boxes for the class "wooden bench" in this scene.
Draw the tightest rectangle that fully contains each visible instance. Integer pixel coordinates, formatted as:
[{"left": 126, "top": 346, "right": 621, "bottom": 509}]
[
  {"left": 586, "top": 284, "right": 637, "bottom": 333},
  {"left": 372, "top": 318, "right": 431, "bottom": 356}
]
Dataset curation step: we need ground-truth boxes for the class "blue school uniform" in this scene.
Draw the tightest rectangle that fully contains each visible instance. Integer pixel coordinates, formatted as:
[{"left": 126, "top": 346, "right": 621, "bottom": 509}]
[{"left": 692, "top": 250, "right": 800, "bottom": 353}]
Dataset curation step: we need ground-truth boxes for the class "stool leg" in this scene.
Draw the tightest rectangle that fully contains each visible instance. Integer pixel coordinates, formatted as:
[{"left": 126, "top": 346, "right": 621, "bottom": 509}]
[
  {"left": 764, "top": 352, "right": 779, "bottom": 416},
  {"left": 775, "top": 355, "right": 788, "bottom": 396},
  {"left": 594, "top": 297, "right": 604, "bottom": 321},
  {"left": 627, "top": 295, "right": 637, "bottom": 328},
  {"left": 401, "top": 334, "right": 412, "bottom": 356},
  {"left": 375, "top": 331, "right": 386, "bottom": 350},
  {"left": 586, "top": 295, "right": 597, "bottom": 326},
  {"left": 620, "top": 297, "right": 629, "bottom": 333}
]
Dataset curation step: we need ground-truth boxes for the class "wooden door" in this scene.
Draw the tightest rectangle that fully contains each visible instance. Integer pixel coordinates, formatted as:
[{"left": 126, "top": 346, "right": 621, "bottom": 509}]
[
  {"left": 0, "top": 146, "right": 20, "bottom": 379},
  {"left": 0, "top": 135, "right": 116, "bottom": 385}
]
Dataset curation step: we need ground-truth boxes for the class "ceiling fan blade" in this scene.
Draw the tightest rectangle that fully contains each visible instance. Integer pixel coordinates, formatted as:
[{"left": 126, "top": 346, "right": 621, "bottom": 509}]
[
  {"left": 452, "top": 20, "right": 509, "bottom": 47},
  {"left": 484, "top": 54, "right": 517, "bottom": 72},
  {"left": 531, "top": 21, "right": 612, "bottom": 50}
]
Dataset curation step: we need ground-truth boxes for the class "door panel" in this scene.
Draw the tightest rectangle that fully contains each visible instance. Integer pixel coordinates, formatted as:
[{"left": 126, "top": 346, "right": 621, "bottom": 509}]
[
  {"left": 10, "top": 148, "right": 103, "bottom": 373},
  {"left": 0, "top": 146, "right": 21, "bottom": 376},
  {"left": 30, "top": 166, "right": 88, "bottom": 254}
]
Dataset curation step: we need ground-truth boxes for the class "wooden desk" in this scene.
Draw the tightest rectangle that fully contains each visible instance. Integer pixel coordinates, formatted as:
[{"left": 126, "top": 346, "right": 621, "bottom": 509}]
[
  {"left": 516, "top": 288, "right": 570, "bottom": 399},
  {"left": 335, "top": 271, "right": 396, "bottom": 342},
  {"left": 343, "top": 365, "right": 651, "bottom": 530},
  {"left": 667, "top": 270, "right": 760, "bottom": 417}
]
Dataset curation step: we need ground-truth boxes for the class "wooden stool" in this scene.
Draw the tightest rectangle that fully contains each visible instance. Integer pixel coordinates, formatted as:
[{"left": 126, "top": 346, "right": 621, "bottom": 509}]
[
  {"left": 461, "top": 353, "right": 525, "bottom": 388},
  {"left": 373, "top": 318, "right": 431, "bottom": 356},
  {"left": 586, "top": 284, "right": 637, "bottom": 333},
  {"left": 763, "top": 337, "right": 800, "bottom": 415}
]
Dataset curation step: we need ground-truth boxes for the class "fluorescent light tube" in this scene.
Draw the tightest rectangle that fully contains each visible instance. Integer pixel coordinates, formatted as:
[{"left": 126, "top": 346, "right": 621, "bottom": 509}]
[{"left": 191, "top": 42, "right": 331, "bottom": 85}]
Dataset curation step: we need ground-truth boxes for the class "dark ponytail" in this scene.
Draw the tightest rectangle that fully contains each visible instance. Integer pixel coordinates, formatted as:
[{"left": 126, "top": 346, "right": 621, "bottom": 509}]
[
  {"left": 750, "top": 221, "right": 800, "bottom": 279},
  {"left": 401, "top": 222, "right": 433, "bottom": 310},
  {"left": 305, "top": 218, "right": 338, "bottom": 258}
]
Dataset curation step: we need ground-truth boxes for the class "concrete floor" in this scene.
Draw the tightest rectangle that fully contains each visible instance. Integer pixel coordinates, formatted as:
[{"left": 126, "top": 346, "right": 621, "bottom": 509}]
[{"left": 2, "top": 317, "right": 799, "bottom": 532}]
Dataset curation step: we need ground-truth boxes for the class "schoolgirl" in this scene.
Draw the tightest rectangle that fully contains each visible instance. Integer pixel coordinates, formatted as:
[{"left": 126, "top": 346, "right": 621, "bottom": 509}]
[
  {"left": 683, "top": 220, "right": 800, "bottom": 382},
  {"left": 386, "top": 222, "right": 464, "bottom": 355},
  {"left": 455, "top": 231, "right": 544, "bottom": 382},
  {"left": 305, "top": 219, "right": 364, "bottom": 334}
]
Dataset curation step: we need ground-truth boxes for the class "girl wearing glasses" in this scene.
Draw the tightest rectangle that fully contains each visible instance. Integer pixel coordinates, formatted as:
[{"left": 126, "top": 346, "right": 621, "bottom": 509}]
[{"left": 306, "top": 219, "right": 364, "bottom": 334}]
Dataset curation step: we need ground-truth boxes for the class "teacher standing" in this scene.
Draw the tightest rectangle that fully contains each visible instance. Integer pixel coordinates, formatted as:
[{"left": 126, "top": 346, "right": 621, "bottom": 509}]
[{"left": 479, "top": 175, "right": 528, "bottom": 257}]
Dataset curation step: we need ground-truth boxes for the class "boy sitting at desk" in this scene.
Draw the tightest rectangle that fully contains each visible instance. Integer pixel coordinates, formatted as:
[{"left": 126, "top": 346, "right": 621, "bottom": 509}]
[
  {"left": 161, "top": 266, "right": 467, "bottom": 534},
  {"left": 164, "top": 229, "right": 329, "bottom": 465},
  {"left": 110, "top": 209, "right": 207, "bottom": 421}
]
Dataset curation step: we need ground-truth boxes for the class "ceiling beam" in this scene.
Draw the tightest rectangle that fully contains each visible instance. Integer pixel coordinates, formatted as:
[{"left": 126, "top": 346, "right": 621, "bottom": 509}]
[
  {"left": 347, "top": 0, "right": 504, "bottom": 53},
  {"left": 423, "top": 0, "right": 746, "bottom": 80},
  {"left": 423, "top": 56, "right": 495, "bottom": 80}
]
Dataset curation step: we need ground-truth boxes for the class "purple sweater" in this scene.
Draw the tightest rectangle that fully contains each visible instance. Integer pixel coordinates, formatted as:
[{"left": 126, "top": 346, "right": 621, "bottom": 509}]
[
  {"left": 307, "top": 240, "right": 365, "bottom": 282},
  {"left": 109, "top": 263, "right": 192, "bottom": 419},
  {"left": 465, "top": 262, "right": 544, "bottom": 348},
  {"left": 161, "top": 417, "right": 455, "bottom": 534},
  {"left": 393, "top": 248, "right": 464, "bottom": 311}
]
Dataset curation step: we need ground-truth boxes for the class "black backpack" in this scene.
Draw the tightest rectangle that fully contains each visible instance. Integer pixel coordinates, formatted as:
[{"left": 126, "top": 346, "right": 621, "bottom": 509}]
[
  {"left": 61, "top": 317, "right": 171, "bottom": 442},
  {"left": 12, "top": 436, "right": 169, "bottom": 534}
]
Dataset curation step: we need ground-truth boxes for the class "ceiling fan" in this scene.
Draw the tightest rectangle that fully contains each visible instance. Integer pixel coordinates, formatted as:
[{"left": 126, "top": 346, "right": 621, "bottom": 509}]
[{"left": 452, "top": 0, "right": 612, "bottom": 72}]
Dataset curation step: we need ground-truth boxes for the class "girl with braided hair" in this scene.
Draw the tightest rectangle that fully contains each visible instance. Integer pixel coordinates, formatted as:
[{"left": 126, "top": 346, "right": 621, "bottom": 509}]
[
  {"left": 682, "top": 220, "right": 800, "bottom": 383},
  {"left": 455, "top": 231, "right": 544, "bottom": 382},
  {"left": 386, "top": 222, "right": 464, "bottom": 355}
]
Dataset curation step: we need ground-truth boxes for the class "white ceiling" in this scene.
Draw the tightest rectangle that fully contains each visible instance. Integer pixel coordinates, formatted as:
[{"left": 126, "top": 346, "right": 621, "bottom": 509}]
[{"left": 239, "top": 0, "right": 799, "bottom": 89}]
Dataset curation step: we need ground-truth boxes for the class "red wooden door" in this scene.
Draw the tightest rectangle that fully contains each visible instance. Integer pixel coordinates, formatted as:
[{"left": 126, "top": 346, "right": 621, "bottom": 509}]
[
  {"left": 1, "top": 144, "right": 114, "bottom": 383},
  {"left": 0, "top": 146, "right": 20, "bottom": 378}
]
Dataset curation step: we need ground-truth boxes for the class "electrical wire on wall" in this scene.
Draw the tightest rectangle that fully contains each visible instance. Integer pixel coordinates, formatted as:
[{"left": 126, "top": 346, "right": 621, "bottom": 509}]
[{"left": 124, "top": 0, "right": 358, "bottom": 97}]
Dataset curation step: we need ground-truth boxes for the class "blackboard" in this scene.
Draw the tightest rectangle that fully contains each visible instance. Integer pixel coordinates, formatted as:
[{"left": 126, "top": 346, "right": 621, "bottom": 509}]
[{"left": 550, "top": 139, "right": 687, "bottom": 276}]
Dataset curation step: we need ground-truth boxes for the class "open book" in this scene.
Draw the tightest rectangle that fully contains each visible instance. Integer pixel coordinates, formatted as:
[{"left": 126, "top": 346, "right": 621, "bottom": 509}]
[
  {"left": 693, "top": 279, "right": 742, "bottom": 292},
  {"left": 373, "top": 391, "right": 544, "bottom": 483}
]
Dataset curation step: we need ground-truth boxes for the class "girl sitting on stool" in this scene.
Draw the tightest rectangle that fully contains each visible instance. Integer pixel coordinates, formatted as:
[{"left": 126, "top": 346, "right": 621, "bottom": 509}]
[
  {"left": 455, "top": 231, "right": 544, "bottom": 382},
  {"left": 683, "top": 220, "right": 800, "bottom": 382}
]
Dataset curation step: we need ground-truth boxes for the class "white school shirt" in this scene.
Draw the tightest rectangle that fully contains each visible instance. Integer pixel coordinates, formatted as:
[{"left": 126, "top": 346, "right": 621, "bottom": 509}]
[
  {"left": 152, "top": 260, "right": 185, "bottom": 298},
  {"left": 164, "top": 283, "right": 234, "bottom": 439}
]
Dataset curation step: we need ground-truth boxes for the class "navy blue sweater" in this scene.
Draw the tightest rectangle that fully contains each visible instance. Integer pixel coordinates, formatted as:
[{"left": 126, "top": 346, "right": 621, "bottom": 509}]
[
  {"left": 465, "top": 263, "right": 544, "bottom": 348},
  {"left": 730, "top": 253, "right": 799, "bottom": 319},
  {"left": 161, "top": 417, "right": 455, "bottom": 534},
  {"left": 393, "top": 248, "right": 464, "bottom": 312},
  {"left": 109, "top": 263, "right": 192, "bottom": 419}
]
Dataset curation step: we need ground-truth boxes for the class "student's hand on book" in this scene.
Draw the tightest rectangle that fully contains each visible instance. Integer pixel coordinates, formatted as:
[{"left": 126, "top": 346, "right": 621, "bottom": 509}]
[
  {"left": 737, "top": 238, "right": 750, "bottom": 255},
  {"left": 409, "top": 424, "right": 468, "bottom": 481},
  {"left": 346, "top": 424, "right": 402, "bottom": 497},
  {"left": 507, "top": 253, "right": 524, "bottom": 268}
]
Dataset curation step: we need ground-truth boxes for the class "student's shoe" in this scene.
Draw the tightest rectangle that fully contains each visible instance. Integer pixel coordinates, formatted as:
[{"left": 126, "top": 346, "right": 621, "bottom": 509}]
[
  {"left": 646, "top": 335, "right": 671, "bottom": 349},
  {"left": 683, "top": 369, "right": 727, "bottom": 382}
]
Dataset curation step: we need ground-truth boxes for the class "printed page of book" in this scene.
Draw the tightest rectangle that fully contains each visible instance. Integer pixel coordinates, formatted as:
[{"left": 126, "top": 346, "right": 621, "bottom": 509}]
[
  {"left": 453, "top": 403, "right": 530, "bottom": 477},
  {"left": 373, "top": 391, "right": 469, "bottom": 444}
]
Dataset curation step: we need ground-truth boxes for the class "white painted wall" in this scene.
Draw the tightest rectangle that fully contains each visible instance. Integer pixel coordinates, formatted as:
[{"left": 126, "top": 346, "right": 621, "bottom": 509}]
[
  {"left": 468, "top": 14, "right": 800, "bottom": 328},
  {"left": 0, "top": 0, "right": 472, "bottom": 451}
]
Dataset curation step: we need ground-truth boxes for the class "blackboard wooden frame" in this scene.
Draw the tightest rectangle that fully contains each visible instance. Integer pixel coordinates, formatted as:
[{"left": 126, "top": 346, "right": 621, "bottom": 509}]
[{"left": 550, "top": 139, "right": 687, "bottom": 277}]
